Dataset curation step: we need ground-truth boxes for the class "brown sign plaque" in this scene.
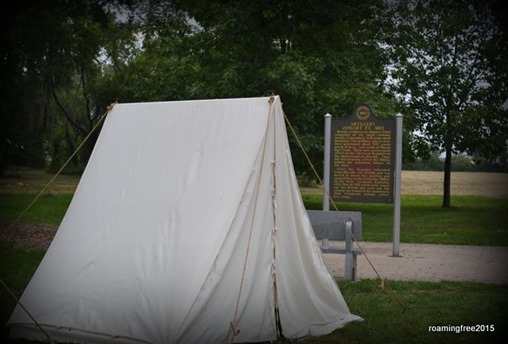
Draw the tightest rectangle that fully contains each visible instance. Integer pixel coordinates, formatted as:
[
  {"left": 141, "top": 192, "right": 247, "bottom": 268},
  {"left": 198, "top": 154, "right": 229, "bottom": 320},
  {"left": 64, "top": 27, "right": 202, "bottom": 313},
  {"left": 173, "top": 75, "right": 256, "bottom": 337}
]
[{"left": 330, "top": 104, "right": 395, "bottom": 203}]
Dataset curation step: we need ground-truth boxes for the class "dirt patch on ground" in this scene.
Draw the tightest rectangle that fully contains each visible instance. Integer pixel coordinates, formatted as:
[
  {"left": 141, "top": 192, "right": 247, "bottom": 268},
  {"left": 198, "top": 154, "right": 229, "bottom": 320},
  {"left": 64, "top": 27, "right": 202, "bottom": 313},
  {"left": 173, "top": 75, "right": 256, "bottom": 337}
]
[
  {"left": 0, "top": 223, "right": 56, "bottom": 250},
  {"left": 0, "top": 168, "right": 80, "bottom": 194}
]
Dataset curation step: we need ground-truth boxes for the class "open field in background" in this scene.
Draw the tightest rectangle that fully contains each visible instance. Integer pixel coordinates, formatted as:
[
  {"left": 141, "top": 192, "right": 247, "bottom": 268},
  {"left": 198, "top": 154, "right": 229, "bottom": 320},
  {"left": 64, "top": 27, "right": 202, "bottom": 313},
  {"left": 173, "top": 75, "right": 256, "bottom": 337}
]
[
  {"left": 300, "top": 170, "right": 508, "bottom": 198},
  {"left": 402, "top": 171, "right": 508, "bottom": 197},
  {"left": 2, "top": 168, "right": 508, "bottom": 197}
]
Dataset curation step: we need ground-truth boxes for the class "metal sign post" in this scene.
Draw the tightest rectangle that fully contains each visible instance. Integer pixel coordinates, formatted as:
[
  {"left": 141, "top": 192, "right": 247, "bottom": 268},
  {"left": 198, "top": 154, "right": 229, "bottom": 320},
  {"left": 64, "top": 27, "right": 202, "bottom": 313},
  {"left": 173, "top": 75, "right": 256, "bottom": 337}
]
[
  {"left": 323, "top": 113, "right": 332, "bottom": 212},
  {"left": 392, "top": 113, "right": 403, "bottom": 257}
]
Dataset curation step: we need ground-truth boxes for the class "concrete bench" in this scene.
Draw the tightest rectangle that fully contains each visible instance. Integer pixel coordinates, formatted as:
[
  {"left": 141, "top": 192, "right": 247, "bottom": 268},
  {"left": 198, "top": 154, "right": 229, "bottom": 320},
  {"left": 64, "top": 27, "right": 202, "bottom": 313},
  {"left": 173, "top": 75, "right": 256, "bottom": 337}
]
[{"left": 307, "top": 210, "right": 363, "bottom": 281}]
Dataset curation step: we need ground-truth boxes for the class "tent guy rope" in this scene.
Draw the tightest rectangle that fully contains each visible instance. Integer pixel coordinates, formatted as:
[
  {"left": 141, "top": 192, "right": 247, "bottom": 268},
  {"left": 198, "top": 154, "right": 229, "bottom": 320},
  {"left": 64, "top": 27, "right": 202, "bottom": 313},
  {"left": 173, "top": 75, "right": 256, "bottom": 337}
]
[
  {"left": 1, "top": 102, "right": 116, "bottom": 341},
  {"left": 4, "top": 102, "right": 116, "bottom": 238},
  {"left": 227, "top": 96, "right": 277, "bottom": 343},
  {"left": 0, "top": 278, "right": 54, "bottom": 343}
]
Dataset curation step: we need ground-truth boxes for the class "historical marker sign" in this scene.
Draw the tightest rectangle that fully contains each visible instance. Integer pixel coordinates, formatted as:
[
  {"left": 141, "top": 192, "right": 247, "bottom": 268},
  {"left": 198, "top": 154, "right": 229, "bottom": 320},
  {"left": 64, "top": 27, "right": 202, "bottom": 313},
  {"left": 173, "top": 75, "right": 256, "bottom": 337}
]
[{"left": 330, "top": 104, "right": 395, "bottom": 203}]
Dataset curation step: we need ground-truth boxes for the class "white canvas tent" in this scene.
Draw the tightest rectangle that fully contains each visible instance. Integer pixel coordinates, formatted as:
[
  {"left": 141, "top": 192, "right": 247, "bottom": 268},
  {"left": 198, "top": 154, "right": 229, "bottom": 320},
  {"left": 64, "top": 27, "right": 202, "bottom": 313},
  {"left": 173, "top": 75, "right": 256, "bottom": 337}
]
[{"left": 8, "top": 96, "right": 361, "bottom": 343}]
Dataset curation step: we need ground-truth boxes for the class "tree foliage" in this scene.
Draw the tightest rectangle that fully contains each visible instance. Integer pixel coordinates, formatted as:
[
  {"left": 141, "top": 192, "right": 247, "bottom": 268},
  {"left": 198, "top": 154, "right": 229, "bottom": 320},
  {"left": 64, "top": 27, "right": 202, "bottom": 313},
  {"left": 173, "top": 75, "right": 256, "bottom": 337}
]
[
  {"left": 378, "top": 0, "right": 508, "bottom": 206},
  {"left": 2, "top": 0, "right": 506, "bottom": 202},
  {"left": 115, "top": 0, "right": 394, "bottom": 175},
  {"left": 0, "top": 0, "right": 116, "bottom": 174},
  {"left": 0, "top": 0, "right": 397, "bottom": 177}
]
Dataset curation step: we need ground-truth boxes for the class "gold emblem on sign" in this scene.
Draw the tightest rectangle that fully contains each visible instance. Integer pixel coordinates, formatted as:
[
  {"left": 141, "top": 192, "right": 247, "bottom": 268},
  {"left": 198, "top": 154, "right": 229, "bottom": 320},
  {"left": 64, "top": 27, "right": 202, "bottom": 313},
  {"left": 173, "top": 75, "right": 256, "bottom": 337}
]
[{"left": 356, "top": 105, "right": 371, "bottom": 121}]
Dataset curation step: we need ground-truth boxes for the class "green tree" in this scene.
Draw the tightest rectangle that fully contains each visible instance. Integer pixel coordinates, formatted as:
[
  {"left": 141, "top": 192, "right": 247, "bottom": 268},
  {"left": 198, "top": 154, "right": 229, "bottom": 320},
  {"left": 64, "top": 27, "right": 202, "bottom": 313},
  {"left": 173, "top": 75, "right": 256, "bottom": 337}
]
[
  {"left": 0, "top": 0, "right": 131, "bottom": 174},
  {"left": 2, "top": 0, "right": 399, "bottom": 180},
  {"left": 120, "top": 0, "right": 396, "bottom": 177},
  {"left": 379, "top": 0, "right": 508, "bottom": 207}
]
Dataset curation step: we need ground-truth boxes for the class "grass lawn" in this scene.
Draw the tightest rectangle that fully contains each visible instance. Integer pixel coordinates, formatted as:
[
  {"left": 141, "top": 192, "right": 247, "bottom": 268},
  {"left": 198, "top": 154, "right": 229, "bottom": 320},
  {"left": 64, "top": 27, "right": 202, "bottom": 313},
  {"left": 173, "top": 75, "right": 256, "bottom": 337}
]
[
  {"left": 297, "top": 279, "right": 508, "bottom": 344},
  {"left": 1, "top": 248, "right": 507, "bottom": 344},
  {"left": 1, "top": 193, "right": 507, "bottom": 245},
  {"left": 1, "top": 169, "right": 507, "bottom": 343},
  {"left": 302, "top": 193, "right": 508, "bottom": 245},
  {"left": 0, "top": 194, "right": 73, "bottom": 227},
  {"left": 0, "top": 246, "right": 45, "bottom": 333}
]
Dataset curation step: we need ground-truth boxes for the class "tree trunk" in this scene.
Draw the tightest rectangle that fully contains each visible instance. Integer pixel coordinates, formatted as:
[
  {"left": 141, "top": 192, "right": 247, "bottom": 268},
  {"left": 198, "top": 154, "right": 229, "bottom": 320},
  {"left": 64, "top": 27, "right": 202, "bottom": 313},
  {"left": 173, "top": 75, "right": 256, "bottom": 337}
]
[{"left": 442, "top": 145, "right": 452, "bottom": 208}]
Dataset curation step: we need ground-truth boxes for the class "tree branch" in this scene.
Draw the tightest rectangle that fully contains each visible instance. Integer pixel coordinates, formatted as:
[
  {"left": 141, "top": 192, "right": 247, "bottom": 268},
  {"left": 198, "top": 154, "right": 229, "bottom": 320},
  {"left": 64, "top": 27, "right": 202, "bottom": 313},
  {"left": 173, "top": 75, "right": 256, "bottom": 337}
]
[{"left": 51, "top": 86, "right": 87, "bottom": 137}]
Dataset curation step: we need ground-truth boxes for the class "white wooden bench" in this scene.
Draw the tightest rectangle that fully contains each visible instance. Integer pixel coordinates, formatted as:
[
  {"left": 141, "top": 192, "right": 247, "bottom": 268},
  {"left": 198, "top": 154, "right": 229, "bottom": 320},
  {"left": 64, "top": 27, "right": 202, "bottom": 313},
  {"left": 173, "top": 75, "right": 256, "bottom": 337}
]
[{"left": 307, "top": 210, "right": 363, "bottom": 281}]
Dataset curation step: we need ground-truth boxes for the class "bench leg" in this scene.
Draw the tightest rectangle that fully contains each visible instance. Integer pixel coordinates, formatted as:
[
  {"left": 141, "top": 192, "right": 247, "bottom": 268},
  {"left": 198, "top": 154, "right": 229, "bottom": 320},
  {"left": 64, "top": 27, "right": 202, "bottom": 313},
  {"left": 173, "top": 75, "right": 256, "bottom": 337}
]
[
  {"left": 344, "top": 252, "right": 353, "bottom": 281},
  {"left": 352, "top": 253, "right": 357, "bottom": 281},
  {"left": 344, "top": 252, "right": 358, "bottom": 281}
]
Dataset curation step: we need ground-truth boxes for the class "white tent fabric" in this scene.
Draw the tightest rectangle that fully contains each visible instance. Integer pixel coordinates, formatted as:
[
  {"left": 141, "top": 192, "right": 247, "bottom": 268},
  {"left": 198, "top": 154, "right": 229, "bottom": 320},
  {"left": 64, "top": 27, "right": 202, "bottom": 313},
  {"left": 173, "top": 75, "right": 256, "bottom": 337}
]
[{"left": 8, "top": 96, "right": 361, "bottom": 343}]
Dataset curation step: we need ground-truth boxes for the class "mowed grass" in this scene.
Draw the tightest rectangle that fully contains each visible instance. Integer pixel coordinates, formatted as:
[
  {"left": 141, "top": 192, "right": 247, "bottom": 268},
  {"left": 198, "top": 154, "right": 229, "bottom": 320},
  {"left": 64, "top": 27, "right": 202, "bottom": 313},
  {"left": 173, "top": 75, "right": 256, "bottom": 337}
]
[
  {"left": 0, "top": 247, "right": 45, "bottom": 332},
  {"left": 0, "top": 194, "right": 73, "bottom": 227},
  {"left": 1, "top": 169, "right": 507, "bottom": 343},
  {"left": 1, "top": 252, "right": 507, "bottom": 344},
  {"left": 1, "top": 192, "right": 507, "bottom": 245},
  {"left": 294, "top": 279, "right": 508, "bottom": 344},
  {"left": 1, "top": 193, "right": 507, "bottom": 246},
  {"left": 302, "top": 193, "right": 508, "bottom": 245}
]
